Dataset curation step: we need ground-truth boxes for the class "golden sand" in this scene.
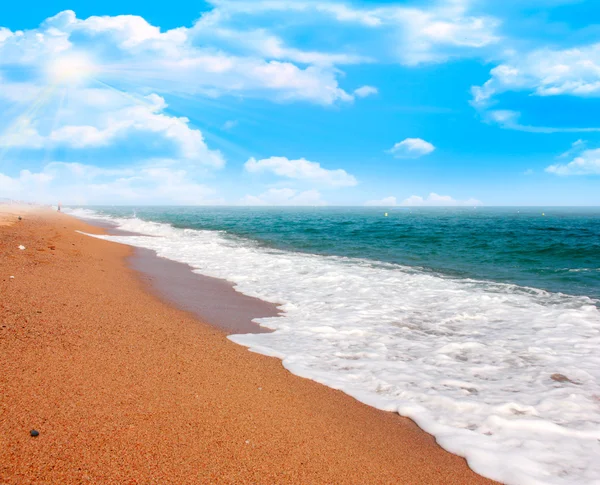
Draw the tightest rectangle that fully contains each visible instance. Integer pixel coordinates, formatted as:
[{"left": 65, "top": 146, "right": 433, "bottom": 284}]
[{"left": 0, "top": 209, "right": 497, "bottom": 484}]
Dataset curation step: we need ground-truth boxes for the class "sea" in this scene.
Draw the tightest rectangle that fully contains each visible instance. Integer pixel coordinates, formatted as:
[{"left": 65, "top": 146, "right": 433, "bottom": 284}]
[{"left": 66, "top": 206, "right": 600, "bottom": 485}]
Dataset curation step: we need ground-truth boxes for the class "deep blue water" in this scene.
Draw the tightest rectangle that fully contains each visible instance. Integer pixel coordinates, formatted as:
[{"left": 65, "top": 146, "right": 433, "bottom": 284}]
[{"left": 86, "top": 206, "right": 600, "bottom": 300}]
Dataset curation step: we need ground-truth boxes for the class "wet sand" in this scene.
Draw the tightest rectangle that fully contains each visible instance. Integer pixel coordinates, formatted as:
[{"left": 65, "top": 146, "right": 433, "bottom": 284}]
[
  {"left": 129, "top": 248, "right": 278, "bottom": 334},
  {"left": 0, "top": 207, "right": 498, "bottom": 484}
]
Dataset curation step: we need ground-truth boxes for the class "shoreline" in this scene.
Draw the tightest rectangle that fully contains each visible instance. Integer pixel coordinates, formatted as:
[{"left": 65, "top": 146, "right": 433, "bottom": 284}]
[
  {"left": 79, "top": 215, "right": 279, "bottom": 334},
  {"left": 0, "top": 207, "right": 497, "bottom": 484}
]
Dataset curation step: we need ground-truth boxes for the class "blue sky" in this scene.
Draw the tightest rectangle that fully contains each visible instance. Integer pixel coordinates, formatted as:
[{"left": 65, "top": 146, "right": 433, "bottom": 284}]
[{"left": 0, "top": 0, "right": 599, "bottom": 206}]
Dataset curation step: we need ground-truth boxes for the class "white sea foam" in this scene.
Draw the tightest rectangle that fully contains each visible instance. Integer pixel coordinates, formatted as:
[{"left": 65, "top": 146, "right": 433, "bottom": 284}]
[
  {"left": 65, "top": 207, "right": 110, "bottom": 220},
  {"left": 67, "top": 209, "right": 600, "bottom": 485}
]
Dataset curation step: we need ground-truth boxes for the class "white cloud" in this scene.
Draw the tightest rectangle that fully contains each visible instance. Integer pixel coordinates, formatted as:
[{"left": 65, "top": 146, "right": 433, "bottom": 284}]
[
  {"left": 0, "top": 4, "right": 509, "bottom": 206},
  {"left": 546, "top": 147, "right": 600, "bottom": 175},
  {"left": 0, "top": 27, "right": 12, "bottom": 43},
  {"left": 244, "top": 156, "right": 357, "bottom": 187},
  {"left": 471, "top": 43, "right": 600, "bottom": 132},
  {"left": 0, "top": 10, "right": 355, "bottom": 106},
  {"left": 0, "top": 2, "right": 505, "bottom": 112},
  {"left": 0, "top": 92, "right": 225, "bottom": 168},
  {"left": 0, "top": 77, "right": 44, "bottom": 104},
  {"left": 50, "top": 125, "right": 114, "bottom": 148},
  {"left": 0, "top": 119, "right": 45, "bottom": 148},
  {"left": 473, "top": 43, "right": 600, "bottom": 109},
  {"left": 240, "top": 188, "right": 325, "bottom": 206},
  {"left": 365, "top": 196, "right": 397, "bottom": 206},
  {"left": 388, "top": 138, "right": 435, "bottom": 158},
  {"left": 353, "top": 85, "right": 378, "bottom": 98},
  {"left": 77, "top": 12, "right": 187, "bottom": 49},
  {"left": 400, "top": 193, "right": 481, "bottom": 206},
  {"left": 0, "top": 161, "right": 223, "bottom": 205}
]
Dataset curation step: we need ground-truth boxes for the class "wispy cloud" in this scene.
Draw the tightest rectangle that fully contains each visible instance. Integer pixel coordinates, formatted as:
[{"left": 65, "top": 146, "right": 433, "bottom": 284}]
[
  {"left": 480, "top": 110, "right": 600, "bottom": 134},
  {"left": 205, "top": 0, "right": 501, "bottom": 66},
  {"left": 546, "top": 142, "right": 600, "bottom": 175}
]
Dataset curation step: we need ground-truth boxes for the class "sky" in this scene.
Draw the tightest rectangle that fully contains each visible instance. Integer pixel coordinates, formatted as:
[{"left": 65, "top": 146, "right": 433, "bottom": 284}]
[{"left": 0, "top": 0, "right": 599, "bottom": 206}]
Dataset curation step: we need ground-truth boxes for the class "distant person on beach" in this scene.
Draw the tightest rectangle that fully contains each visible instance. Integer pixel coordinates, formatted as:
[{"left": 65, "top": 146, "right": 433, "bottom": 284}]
[{"left": 57, "top": 202, "right": 61, "bottom": 212}]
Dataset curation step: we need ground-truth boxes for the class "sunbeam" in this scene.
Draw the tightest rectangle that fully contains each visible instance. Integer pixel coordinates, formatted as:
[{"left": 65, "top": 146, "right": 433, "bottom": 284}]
[
  {"left": 0, "top": 85, "right": 58, "bottom": 166},
  {"left": 42, "top": 87, "right": 68, "bottom": 165},
  {"left": 89, "top": 76, "right": 256, "bottom": 159}
]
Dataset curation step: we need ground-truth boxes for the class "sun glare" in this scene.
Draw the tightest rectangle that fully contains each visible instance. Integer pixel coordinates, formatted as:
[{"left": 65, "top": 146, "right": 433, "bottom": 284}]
[{"left": 46, "top": 53, "right": 98, "bottom": 85}]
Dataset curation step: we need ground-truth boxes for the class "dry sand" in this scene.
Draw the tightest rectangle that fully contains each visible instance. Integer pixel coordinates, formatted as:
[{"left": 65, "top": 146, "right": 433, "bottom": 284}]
[{"left": 0, "top": 207, "right": 498, "bottom": 484}]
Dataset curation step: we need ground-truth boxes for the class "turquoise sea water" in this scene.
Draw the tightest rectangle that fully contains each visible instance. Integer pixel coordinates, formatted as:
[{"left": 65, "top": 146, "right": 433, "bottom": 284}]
[{"left": 87, "top": 206, "right": 600, "bottom": 300}]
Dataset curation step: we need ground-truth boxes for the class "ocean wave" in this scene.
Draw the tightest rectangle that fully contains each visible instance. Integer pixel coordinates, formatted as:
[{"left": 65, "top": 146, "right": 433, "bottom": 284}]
[{"left": 68, "top": 208, "right": 600, "bottom": 485}]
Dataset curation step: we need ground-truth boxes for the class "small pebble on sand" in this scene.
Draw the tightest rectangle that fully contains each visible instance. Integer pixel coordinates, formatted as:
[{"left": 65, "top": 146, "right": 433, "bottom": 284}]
[
  {"left": 18, "top": 245, "right": 26, "bottom": 250},
  {"left": 30, "top": 430, "right": 39, "bottom": 437}
]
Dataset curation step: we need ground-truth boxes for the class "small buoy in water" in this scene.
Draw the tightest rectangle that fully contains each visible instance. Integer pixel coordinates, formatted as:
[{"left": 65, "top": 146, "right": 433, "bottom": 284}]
[
  {"left": 30, "top": 429, "right": 39, "bottom": 437},
  {"left": 384, "top": 212, "right": 388, "bottom": 217}
]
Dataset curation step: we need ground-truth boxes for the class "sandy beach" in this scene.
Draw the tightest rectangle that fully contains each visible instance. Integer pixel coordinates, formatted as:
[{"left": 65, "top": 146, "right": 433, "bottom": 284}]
[{"left": 0, "top": 207, "right": 497, "bottom": 484}]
